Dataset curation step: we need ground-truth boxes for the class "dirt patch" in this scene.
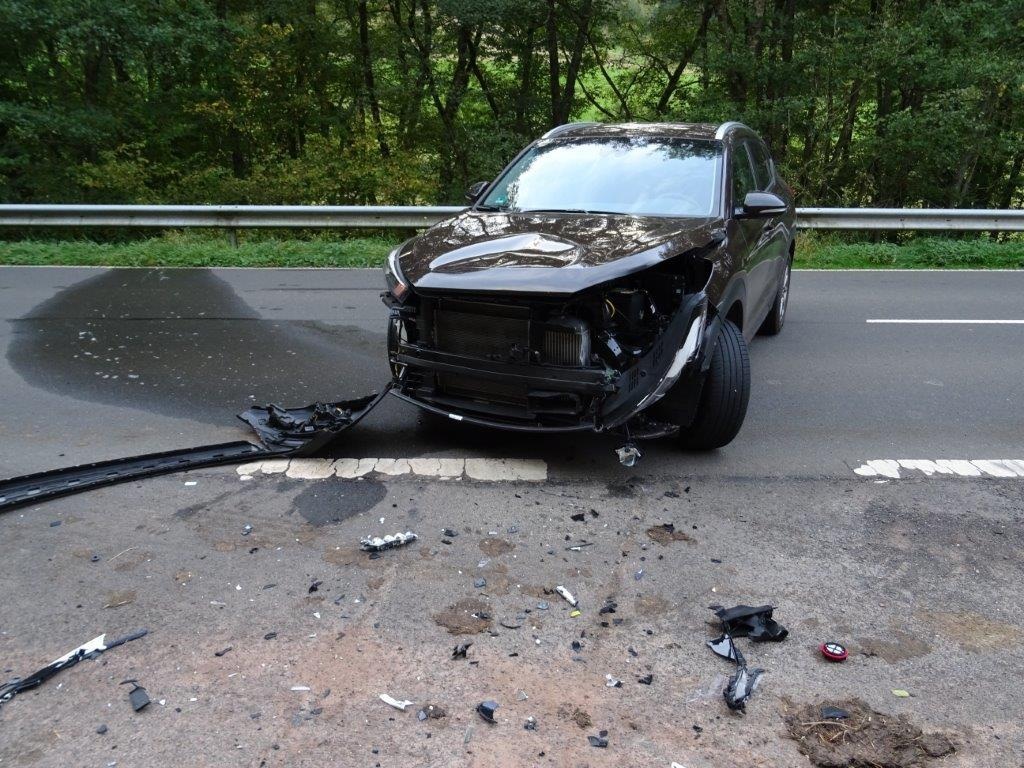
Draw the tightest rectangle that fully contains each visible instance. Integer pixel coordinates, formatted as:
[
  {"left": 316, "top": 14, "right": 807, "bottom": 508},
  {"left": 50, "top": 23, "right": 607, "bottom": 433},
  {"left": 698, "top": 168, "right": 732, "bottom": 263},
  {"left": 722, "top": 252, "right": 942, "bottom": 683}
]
[
  {"left": 916, "top": 610, "right": 1022, "bottom": 651},
  {"left": 856, "top": 631, "right": 932, "bottom": 663},
  {"left": 558, "top": 704, "right": 592, "bottom": 729},
  {"left": 432, "top": 598, "right": 493, "bottom": 634},
  {"left": 112, "top": 550, "right": 150, "bottom": 571},
  {"left": 103, "top": 590, "right": 136, "bottom": 609},
  {"left": 479, "top": 538, "right": 514, "bottom": 556},
  {"left": 783, "top": 698, "right": 955, "bottom": 767},
  {"left": 645, "top": 523, "right": 694, "bottom": 545},
  {"left": 635, "top": 593, "right": 672, "bottom": 617}
]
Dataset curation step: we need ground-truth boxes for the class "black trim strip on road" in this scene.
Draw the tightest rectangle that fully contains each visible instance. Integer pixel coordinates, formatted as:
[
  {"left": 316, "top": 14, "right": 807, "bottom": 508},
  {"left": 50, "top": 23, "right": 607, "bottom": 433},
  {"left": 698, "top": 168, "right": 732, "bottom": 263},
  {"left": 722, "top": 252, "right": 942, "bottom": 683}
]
[
  {"left": 0, "top": 386, "right": 392, "bottom": 513},
  {"left": 0, "top": 441, "right": 272, "bottom": 512}
]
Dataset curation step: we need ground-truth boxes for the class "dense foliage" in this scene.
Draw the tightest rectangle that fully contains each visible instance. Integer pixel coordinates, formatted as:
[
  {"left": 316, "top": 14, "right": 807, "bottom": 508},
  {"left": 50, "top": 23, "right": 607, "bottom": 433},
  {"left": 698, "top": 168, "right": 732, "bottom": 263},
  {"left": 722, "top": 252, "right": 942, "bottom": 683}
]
[{"left": 1, "top": 0, "right": 1022, "bottom": 207}]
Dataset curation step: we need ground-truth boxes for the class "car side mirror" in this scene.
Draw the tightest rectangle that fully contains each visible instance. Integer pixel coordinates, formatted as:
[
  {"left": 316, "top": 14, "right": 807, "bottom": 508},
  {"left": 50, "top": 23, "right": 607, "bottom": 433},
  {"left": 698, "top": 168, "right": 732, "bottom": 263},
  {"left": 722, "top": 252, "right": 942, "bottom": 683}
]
[
  {"left": 738, "top": 191, "right": 787, "bottom": 217},
  {"left": 465, "top": 181, "right": 489, "bottom": 203}
]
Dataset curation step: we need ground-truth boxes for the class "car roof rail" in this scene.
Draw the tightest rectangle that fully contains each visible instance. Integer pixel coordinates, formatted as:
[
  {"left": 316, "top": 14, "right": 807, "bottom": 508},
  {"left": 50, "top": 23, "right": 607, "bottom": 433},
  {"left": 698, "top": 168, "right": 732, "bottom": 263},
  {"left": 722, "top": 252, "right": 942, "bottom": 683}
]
[
  {"left": 714, "top": 121, "right": 751, "bottom": 139},
  {"left": 541, "top": 122, "right": 601, "bottom": 139}
]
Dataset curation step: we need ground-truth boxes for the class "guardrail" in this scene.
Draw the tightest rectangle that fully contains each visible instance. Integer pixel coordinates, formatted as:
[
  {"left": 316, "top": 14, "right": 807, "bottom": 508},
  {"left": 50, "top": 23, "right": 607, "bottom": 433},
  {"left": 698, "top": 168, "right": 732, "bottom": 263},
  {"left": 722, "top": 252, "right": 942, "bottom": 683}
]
[{"left": 0, "top": 204, "right": 1022, "bottom": 231}]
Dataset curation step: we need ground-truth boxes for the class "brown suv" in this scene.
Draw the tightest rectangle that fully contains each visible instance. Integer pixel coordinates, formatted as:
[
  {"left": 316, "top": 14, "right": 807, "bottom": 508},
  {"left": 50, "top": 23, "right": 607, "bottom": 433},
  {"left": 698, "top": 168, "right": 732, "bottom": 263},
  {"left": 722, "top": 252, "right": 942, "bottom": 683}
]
[{"left": 382, "top": 122, "right": 795, "bottom": 456}]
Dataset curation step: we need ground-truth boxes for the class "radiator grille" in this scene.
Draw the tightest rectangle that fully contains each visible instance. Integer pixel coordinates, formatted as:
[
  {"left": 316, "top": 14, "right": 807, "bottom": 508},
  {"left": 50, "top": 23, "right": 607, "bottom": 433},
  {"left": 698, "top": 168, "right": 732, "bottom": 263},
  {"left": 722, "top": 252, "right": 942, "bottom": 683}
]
[
  {"left": 434, "top": 302, "right": 529, "bottom": 360},
  {"left": 543, "top": 328, "right": 582, "bottom": 366}
]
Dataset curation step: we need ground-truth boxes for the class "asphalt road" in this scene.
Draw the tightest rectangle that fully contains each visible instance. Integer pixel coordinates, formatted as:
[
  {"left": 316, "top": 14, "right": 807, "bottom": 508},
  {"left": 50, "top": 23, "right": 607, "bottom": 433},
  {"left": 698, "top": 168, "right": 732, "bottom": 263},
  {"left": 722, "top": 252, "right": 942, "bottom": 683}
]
[
  {"left": 1, "top": 267, "right": 1022, "bottom": 478},
  {"left": 1, "top": 266, "right": 1022, "bottom": 767}
]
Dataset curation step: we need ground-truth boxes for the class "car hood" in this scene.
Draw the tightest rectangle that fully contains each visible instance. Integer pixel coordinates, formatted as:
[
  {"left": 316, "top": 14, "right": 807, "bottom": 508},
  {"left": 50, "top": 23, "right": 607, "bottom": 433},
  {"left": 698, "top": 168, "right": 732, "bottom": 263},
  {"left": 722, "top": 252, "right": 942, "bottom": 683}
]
[{"left": 397, "top": 210, "right": 724, "bottom": 295}]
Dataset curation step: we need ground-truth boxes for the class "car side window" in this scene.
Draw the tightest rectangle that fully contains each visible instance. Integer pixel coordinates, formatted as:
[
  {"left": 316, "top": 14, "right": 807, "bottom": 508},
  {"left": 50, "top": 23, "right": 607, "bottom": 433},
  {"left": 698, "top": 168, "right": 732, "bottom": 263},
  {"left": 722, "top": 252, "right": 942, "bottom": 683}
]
[
  {"left": 731, "top": 142, "right": 756, "bottom": 210},
  {"left": 748, "top": 141, "right": 774, "bottom": 191}
]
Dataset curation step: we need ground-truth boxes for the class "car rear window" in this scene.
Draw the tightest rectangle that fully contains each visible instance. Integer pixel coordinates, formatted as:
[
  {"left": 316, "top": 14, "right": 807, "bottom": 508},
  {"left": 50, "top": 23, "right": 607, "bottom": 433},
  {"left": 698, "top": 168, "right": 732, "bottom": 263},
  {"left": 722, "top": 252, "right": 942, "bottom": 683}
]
[{"left": 481, "top": 137, "right": 723, "bottom": 218}]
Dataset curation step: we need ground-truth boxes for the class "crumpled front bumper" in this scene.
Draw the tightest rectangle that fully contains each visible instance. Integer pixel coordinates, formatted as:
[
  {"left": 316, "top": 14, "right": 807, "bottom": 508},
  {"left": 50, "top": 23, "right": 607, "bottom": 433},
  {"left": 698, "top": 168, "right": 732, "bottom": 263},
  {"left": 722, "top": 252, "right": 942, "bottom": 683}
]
[{"left": 388, "top": 292, "right": 709, "bottom": 435}]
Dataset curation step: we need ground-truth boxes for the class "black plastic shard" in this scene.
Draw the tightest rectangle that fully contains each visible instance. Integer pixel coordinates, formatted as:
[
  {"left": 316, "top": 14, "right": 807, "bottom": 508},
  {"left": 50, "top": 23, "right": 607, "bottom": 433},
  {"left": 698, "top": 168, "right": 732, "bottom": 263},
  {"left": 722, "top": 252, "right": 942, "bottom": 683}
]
[
  {"left": 452, "top": 642, "right": 472, "bottom": 659},
  {"left": 124, "top": 682, "right": 151, "bottom": 712},
  {"left": 723, "top": 666, "right": 764, "bottom": 712},
  {"left": 476, "top": 700, "right": 499, "bottom": 723},
  {"left": 0, "top": 629, "right": 148, "bottom": 712},
  {"left": 709, "top": 604, "right": 788, "bottom": 642},
  {"left": 706, "top": 634, "right": 745, "bottom": 665}
]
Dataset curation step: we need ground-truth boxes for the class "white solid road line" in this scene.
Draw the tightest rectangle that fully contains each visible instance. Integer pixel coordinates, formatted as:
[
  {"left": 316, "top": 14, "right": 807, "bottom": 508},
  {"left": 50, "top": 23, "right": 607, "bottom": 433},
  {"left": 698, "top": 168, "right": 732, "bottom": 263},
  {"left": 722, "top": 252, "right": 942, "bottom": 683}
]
[
  {"left": 866, "top": 319, "right": 1024, "bottom": 324},
  {"left": 236, "top": 457, "right": 548, "bottom": 482},
  {"left": 852, "top": 459, "right": 1024, "bottom": 479}
]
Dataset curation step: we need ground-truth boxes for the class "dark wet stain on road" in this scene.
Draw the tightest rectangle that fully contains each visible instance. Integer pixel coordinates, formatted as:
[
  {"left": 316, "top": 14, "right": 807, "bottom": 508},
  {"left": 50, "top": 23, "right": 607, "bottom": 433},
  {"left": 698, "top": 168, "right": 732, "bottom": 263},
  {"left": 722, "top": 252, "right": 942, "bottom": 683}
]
[
  {"left": 7, "top": 268, "right": 387, "bottom": 422},
  {"left": 292, "top": 479, "right": 387, "bottom": 526}
]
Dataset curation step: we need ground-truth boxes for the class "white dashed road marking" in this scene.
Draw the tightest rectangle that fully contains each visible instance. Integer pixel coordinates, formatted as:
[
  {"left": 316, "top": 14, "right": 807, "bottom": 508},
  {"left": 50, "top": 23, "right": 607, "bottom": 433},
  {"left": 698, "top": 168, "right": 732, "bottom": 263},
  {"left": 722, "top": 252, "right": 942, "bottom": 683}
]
[
  {"left": 237, "top": 457, "right": 547, "bottom": 482},
  {"left": 866, "top": 319, "right": 1024, "bottom": 324},
  {"left": 852, "top": 459, "right": 1024, "bottom": 479}
]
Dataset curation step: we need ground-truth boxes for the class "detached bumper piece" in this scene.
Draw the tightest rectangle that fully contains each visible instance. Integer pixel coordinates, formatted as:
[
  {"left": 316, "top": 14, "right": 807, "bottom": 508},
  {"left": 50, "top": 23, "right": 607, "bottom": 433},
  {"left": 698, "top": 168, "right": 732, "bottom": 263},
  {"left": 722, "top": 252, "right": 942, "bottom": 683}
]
[{"left": 0, "top": 387, "right": 390, "bottom": 513}]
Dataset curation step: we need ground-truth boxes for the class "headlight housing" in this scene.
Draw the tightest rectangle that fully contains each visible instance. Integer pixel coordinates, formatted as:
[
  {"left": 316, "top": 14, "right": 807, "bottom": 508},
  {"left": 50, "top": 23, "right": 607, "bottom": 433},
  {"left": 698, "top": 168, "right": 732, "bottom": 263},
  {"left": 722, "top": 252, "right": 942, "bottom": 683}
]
[{"left": 384, "top": 247, "right": 411, "bottom": 301}]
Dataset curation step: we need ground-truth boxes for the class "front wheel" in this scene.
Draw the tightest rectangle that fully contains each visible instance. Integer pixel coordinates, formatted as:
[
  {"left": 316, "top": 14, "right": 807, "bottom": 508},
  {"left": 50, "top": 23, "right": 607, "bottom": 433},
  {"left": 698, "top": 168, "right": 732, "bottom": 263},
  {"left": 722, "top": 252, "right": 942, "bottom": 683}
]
[{"left": 677, "top": 319, "right": 750, "bottom": 450}]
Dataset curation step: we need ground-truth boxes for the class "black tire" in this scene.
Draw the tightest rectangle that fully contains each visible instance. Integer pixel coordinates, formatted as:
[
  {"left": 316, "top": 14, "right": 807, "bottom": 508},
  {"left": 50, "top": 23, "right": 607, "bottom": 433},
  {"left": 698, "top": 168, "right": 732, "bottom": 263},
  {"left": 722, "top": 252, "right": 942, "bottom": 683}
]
[
  {"left": 678, "top": 319, "right": 750, "bottom": 450},
  {"left": 758, "top": 255, "right": 792, "bottom": 336}
]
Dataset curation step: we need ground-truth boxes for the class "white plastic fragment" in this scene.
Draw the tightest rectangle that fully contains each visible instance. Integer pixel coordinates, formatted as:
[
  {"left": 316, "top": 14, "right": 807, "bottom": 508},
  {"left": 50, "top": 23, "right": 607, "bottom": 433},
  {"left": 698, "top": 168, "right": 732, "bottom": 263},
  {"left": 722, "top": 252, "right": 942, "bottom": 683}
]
[
  {"left": 380, "top": 693, "right": 413, "bottom": 711},
  {"left": 555, "top": 585, "right": 578, "bottom": 607},
  {"left": 360, "top": 531, "right": 418, "bottom": 552},
  {"left": 290, "top": 686, "right": 311, "bottom": 692}
]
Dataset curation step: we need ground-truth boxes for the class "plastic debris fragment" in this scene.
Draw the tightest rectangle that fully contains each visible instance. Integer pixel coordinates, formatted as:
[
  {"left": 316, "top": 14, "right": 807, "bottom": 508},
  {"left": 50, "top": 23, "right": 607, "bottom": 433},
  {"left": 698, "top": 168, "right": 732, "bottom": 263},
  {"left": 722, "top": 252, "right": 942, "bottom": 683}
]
[
  {"left": 360, "top": 531, "right": 418, "bottom": 552},
  {"left": 723, "top": 666, "right": 764, "bottom": 712},
  {"left": 820, "top": 705, "right": 850, "bottom": 720},
  {"left": 452, "top": 642, "right": 472, "bottom": 659},
  {"left": 709, "top": 604, "right": 788, "bottom": 642},
  {"left": 524, "top": 716, "right": 537, "bottom": 730},
  {"left": 588, "top": 731, "right": 609, "bottom": 748},
  {"left": 605, "top": 674, "right": 622, "bottom": 688},
  {"left": 380, "top": 693, "right": 413, "bottom": 710},
  {"left": 476, "top": 700, "right": 499, "bottom": 723},
  {"left": 123, "top": 681, "right": 150, "bottom": 712},
  {"left": 820, "top": 641, "right": 848, "bottom": 662},
  {"left": 615, "top": 443, "right": 642, "bottom": 467},
  {"left": 555, "top": 585, "right": 578, "bottom": 607},
  {"left": 0, "top": 629, "right": 148, "bottom": 712},
  {"left": 638, "top": 674, "right": 653, "bottom": 685},
  {"left": 892, "top": 689, "right": 910, "bottom": 698}
]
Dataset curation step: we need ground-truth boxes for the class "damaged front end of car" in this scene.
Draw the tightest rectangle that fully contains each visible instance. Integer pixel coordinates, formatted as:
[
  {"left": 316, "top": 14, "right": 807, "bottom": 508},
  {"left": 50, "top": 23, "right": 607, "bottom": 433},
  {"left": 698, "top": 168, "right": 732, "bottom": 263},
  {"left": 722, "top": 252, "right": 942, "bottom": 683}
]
[{"left": 382, "top": 242, "right": 717, "bottom": 444}]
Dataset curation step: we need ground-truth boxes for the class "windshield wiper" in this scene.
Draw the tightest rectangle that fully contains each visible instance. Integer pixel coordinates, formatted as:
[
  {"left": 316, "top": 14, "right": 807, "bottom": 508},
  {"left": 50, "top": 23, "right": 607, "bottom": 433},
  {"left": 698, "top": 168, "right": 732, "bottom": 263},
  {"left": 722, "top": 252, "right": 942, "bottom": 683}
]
[{"left": 473, "top": 204, "right": 508, "bottom": 212}]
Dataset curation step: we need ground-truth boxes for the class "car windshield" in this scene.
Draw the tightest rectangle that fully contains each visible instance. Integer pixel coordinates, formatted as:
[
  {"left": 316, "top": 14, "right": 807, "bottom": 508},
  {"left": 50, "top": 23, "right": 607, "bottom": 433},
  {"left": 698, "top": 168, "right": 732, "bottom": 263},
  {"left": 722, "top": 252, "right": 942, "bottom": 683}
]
[{"left": 480, "top": 136, "right": 722, "bottom": 217}]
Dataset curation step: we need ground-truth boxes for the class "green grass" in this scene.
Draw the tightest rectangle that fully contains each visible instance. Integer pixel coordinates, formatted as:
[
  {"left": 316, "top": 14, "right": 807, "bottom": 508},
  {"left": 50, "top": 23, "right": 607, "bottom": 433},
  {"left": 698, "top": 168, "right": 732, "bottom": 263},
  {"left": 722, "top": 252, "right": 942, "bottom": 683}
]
[
  {"left": 796, "top": 233, "right": 1024, "bottom": 269},
  {"left": 0, "top": 233, "right": 397, "bottom": 268},
  {"left": 1, "top": 233, "right": 1022, "bottom": 269}
]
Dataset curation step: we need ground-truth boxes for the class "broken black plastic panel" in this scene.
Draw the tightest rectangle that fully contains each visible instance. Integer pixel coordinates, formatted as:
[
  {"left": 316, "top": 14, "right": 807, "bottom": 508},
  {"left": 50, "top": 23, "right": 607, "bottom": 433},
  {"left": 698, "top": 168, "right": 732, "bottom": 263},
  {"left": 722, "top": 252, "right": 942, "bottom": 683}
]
[
  {"left": 710, "top": 604, "right": 789, "bottom": 642},
  {"left": 0, "top": 387, "right": 390, "bottom": 513}
]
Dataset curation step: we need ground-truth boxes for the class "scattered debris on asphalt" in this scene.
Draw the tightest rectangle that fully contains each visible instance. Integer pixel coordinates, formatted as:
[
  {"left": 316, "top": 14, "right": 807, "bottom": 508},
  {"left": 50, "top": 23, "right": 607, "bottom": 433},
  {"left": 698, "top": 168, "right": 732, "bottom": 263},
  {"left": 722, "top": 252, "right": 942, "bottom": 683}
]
[
  {"left": 120, "top": 680, "right": 151, "bottom": 712},
  {"left": 264, "top": 632, "right": 278, "bottom": 640},
  {"left": 820, "top": 705, "right": 850, "bottom": 720},
  {"left": 820, "top": 641, "right": 849, "bottom": 662},
  {"left": 784, "top": 698, "right": 955, "bottom": 767},
  {"left": 892, "top": 689, "right": 911, "bottom": 698},
  {"left": 433, "top": 599, "right": 493, "bottom": 634},
  {"left": 241, "top": 524, "right": 253, "bottom": 536},
  {"left": 524, "top": 716, "right": 537, "bottom": 730},
  {"left": 646, "top": 523, "right": 694, "bottom": 545},
  {"left": 214, "top": 646, "right": 232, "bottom": 657},
  {"left": 452, "top": 642, "right": 472, "bottom": 659},
  {"left": 474, "top": 577, "right": 486, "bottom": 588},
  {"left": 379, "top": 693, "right": 413, "bottom": 711},
  {"left": 476, "top": 700, "right": 499, "bottom": 723},
  {"left": 0, "top": 629, "right": 148, "bottom": 712},
  {"left": 555, "top": 585, "right": 578, "bottom": 607},
  {"left": 615, "top": 442, "right": 642, "bottom": 467},
  {"left": 605, "top": 673, "right": 622, "bottom": 688},
  {"left": 308, "top": 580, "right": 322, "bottom": 593},
  {"left": 360, "top": 531, "right": 418, "bottom": 552},
  {"left": 588, "top": 731, "right": 609, "bottom": 747},
  {"left": 416, "top": 704, "right": 447, "bottom": 721},
  {"left": 707, "top": 605, "right": 788, "bottom": 713},
  {"left": 710, "top": 604, "right": 789, "bottom": 641},
  {"left": 96, "top": 724, "right": 108, "bottom": 735},
  {"left": 638, "top": 673, "right": 653, "bottom": 685}
]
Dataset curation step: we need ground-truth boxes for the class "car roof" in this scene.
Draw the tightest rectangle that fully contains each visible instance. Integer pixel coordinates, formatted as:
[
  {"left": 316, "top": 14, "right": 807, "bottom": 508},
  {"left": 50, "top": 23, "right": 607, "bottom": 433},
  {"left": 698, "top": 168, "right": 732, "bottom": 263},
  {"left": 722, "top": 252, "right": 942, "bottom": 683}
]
[{"left": 541, "top": 121, "right": 750, "bottom": 141}]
